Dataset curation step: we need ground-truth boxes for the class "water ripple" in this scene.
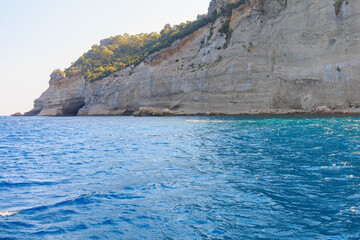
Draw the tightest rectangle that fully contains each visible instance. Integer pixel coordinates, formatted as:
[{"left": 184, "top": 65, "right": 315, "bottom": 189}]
[{"left": 0, "top": 116, "right": 360, "bottom": 239}]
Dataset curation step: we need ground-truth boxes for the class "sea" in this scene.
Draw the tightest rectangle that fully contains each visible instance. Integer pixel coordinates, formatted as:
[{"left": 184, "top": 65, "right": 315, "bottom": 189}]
[{"left": 0, "top": 116, "right": 360, "bottom": 239}]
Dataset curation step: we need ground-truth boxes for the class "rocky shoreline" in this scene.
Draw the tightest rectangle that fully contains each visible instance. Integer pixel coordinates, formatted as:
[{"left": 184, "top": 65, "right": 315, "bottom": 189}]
[{"left": 15, "top": 106, "right": 360, "bottom": 117}]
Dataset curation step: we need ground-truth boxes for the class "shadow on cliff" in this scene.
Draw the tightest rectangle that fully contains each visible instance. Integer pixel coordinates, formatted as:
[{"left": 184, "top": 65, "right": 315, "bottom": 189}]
[{"left": 62, "top": 98, "right": 85, "bottom": 116}]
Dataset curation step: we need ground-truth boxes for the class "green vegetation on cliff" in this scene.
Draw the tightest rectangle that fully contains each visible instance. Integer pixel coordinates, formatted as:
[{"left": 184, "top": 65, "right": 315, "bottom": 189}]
[
  {"left": 65, "top": 13, "right": 217, "bottom": 82},
  {"left": 218, "top": 0, "right": 247, "bottom": 17},
  {"left": 65, "top": 33, "right": 161, "bottom": 81},
  {"left": 334, "top": 0, "right": 348, "bottom": 16},
  {"left": 64, "top": 0, "right": 245, "bottom": 82}
]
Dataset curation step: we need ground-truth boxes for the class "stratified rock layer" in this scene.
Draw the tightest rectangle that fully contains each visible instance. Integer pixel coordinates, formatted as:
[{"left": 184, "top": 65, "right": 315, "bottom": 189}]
[{"left": 27, "top": 0, "right": 360, "bottom": 116}]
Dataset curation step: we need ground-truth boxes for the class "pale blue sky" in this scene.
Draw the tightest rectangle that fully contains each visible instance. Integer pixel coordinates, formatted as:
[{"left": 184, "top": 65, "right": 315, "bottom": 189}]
[{"left": 0, "top": 0, "right": 210, "bottom": 115}]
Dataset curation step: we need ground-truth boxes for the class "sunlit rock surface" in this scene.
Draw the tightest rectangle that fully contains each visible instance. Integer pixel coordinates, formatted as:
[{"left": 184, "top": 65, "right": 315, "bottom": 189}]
[{"left": 26, "top": 0, "right": 360, "bottom": 116}]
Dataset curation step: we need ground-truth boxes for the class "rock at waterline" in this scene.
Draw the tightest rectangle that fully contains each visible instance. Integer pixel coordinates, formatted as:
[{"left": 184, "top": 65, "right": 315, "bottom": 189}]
[{"left": 11, "top": 112, "right": 22, "bottom": 117}]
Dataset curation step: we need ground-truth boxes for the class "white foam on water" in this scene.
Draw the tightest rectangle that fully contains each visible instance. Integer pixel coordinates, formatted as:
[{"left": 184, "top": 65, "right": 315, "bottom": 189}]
[
  {"left": 0, "top": 211, "right": 17, "bottom": 217},
  {"left": 185, "top": 120, "right": 225, "bottom": 123},
  {"left": 350, "top": 207, "right": 360, "bottom": 214}
]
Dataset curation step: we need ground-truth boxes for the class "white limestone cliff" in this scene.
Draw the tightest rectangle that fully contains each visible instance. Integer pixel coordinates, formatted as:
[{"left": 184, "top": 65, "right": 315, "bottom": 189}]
[{"left": 26, "top": 0, "right": 360, "bottom": 116}]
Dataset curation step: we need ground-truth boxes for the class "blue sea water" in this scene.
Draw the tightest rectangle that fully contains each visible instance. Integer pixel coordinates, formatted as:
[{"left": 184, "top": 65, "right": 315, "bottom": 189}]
[{"left": 0, "top": 116, "right": 360, "bottom": 239}]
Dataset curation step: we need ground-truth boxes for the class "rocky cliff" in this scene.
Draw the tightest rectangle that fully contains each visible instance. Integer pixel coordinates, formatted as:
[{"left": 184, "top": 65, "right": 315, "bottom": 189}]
[{"left": 26, "top": 0, "right": 360, "bottom": 116}]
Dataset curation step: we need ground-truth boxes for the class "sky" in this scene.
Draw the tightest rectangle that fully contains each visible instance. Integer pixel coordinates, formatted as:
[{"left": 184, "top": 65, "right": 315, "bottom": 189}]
[{"left": 0, "top": 0, "right": 210, "bottom": 116}]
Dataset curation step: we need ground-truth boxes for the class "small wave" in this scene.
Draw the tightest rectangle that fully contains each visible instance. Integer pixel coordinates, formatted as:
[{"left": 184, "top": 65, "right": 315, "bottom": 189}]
[
  {"left": 0, "top": 180, "right": 56, "bottom": 188},
  {"left": 340, "top": 207, "right": 360, "bottom": 215},
  {"left": 19, "top": 192, "right": 144, "bottom": 215},
  {"left": 350, "top": 207, "right": 360, "bottom": 214},
  {"left": 9, "top": 194, "right": 94, "bottom": 216},
  {"left": 0, "top": 211, "right": 17, "bottom": 217},
  {"left": 185, "top": 120, "right": 225, "bottom": 123},
  {"left": 320, "top": 163, "right": 354, "bottom": 170}
]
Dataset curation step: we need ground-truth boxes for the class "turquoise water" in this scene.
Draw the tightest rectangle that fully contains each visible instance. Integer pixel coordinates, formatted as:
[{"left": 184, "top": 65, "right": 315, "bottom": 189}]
[{"left": 1, "top": 116, "right": 360, "bottom": 239}]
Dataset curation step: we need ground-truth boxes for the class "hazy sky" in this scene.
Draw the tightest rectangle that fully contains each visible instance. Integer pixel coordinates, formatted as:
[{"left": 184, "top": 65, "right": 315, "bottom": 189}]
[{"left": 0, "top": 0, "right": 210, "bottom": 115}]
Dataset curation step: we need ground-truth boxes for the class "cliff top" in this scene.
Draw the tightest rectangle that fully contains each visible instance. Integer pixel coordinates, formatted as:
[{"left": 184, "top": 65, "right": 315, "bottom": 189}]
[{"left": 60, "top": 0, "right": 248, "bottom": 82}]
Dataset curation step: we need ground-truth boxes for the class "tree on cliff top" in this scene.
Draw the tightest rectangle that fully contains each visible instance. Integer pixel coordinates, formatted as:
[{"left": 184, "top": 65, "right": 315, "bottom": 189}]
[
  {"left": 64, "top": 0, "right": 245, "bottom": 82},
  {"left": 63, "top": 13, "right": 217, "bottom": 82}
]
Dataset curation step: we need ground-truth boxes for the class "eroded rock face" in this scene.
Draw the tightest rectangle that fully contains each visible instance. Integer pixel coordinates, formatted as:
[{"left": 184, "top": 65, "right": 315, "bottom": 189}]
[
  {"left": 208, "top": 0, "right": 217, "bottom": 15},
  {"left": 27, "top": 0, "right": 360, "bottom": 116},
  {"left": 26, "top": 71, "right": 85, "bottom": 116},
  {"left": 11, "top": 112, "right": 22, "bottom": 117},
  {"left": 133, "top": 107, "right": 174, "bottom": 117}
]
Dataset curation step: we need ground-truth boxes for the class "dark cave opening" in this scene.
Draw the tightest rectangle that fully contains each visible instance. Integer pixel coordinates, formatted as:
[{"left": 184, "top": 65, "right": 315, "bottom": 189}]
[{"left": 61, "top": 99, "right": 85, "bottom": 116}]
